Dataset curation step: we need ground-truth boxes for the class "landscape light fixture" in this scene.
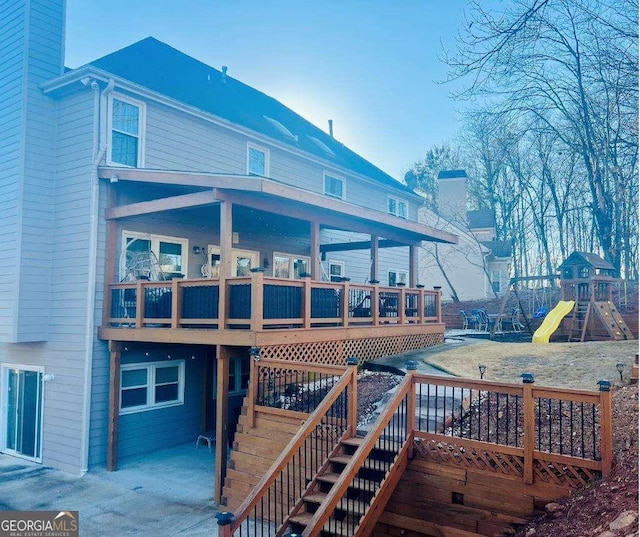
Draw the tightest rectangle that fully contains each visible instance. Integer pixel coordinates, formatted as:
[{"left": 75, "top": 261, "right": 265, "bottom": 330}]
[
  {"left": 616, "top": 362, "right": 625, "bottom": 382},
  {"left": 478, "top": 364, "right": 487, "bottom": 379},
  {"left": 249, "top": 347, "right": 261, "bottom": 362}
]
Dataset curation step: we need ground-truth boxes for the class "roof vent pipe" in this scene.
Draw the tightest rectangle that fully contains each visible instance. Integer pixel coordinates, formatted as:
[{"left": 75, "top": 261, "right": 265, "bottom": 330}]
[
  {"left": 328, "top": 119, "right": 334, "bottom": 138},
  {"left": 221, "top": 65, "right": 228, "bottom": 83}
]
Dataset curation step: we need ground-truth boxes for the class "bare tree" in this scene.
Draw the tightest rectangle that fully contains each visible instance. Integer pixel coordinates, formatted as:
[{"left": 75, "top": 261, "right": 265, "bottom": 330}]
[{"left": 443, "top": 0, "right": 638, "bottom": 276}]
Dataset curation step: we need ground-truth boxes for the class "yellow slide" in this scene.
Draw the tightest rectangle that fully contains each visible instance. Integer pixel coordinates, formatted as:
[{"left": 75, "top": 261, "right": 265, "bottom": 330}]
[{"left": 532, "top": 301, "right": 576, "bottom": 343}]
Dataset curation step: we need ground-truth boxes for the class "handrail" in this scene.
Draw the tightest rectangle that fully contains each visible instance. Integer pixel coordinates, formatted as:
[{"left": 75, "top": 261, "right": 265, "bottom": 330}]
[
  {"left": 226, "top": 363, "right": 358, "bottom": 536},
  {"left": 303, "top": 373, "right": 414, "bottom": 536}
]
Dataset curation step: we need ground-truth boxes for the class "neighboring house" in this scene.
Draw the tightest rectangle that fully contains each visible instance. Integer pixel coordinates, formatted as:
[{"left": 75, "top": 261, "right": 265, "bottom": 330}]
[
  {"left": 0, "top": 0, "right": 456, "bottom": 498},
  {"left": 418, "top": 170, "right": 511, "bottom": 301}
]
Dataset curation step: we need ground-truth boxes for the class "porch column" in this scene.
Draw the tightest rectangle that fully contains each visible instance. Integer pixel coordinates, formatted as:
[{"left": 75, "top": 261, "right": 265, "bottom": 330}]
[
  {"left": 409, "top": 244, "right": 417, "bottom": 288},
  {"left": 310, "top": 219, "right": 321, "bottom": 280},
  {"left": 370, "top": 235, "right": 379, "bottom": 283},
  {"left": 107, "top": 341, "right": 122, "bottom": 471},
  {"left": 219, "top": 200, "right": 233, "bottom": 279},
  {"left": 214, "top": 345, "right": 231, "bottom": 503}
]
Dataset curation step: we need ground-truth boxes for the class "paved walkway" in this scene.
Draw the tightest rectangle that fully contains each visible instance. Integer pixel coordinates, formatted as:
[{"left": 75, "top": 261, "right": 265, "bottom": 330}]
[{"left": 0, "top": 443, "right": 222, "bottom": 536}]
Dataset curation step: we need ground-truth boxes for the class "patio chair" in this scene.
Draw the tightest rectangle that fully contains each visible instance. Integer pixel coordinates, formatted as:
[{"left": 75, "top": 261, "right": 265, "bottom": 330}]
[
  {"left": 195, "top": 431, "right": 216, "bottom": 452},
  {"left": 459, "top": 310, "right": 470, "bottom": 330},
  {"left": 472, "top": 309, "right": 489, "bottom": 331},
  {"left": 511, "top": 308, "right": 525, "bottom": 332}
]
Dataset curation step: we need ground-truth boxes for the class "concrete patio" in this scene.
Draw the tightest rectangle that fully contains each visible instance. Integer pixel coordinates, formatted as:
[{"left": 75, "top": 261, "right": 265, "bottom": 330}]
[{"left": 0, "top": 443, "right": 222, "bottom": 536}]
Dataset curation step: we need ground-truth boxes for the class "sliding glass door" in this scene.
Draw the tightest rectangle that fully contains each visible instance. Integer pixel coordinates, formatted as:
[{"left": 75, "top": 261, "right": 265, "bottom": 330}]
[{"left": 2, "top": 366, "right": 43, "bottom": 462}]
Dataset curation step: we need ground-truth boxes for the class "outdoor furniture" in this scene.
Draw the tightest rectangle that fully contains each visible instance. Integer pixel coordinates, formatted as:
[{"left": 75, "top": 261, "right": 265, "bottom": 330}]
[
  {"left": 511, "top": 308, "right": 525, "bottom": 332},
  {"left": 460, "top": 310, "right": 470, "bottom": 330},
  {"left": 196, "top": 431, "right": 216, "bottom": 452},
  {"left": 471, "top": 309, "right": 488, "bottom": 331}
]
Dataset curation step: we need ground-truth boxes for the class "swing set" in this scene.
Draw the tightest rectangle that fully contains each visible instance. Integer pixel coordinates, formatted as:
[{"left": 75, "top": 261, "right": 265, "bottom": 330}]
[{"left": 492, "top": 275, "right": 560, "bottom": 337}]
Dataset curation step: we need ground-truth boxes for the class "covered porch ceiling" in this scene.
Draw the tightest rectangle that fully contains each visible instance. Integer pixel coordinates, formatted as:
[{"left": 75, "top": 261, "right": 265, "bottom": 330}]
[{"left": 98, "top": 166, "right": 458, "bottom": 247}]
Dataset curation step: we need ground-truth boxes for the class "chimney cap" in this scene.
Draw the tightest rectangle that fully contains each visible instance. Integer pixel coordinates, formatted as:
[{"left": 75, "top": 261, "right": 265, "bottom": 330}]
[{"left": 437, "top": 169, "right": 467, "bottom": 180}]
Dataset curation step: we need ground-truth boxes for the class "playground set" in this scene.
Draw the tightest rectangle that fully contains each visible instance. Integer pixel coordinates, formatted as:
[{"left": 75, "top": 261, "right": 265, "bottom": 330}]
[{"left": 492, "top": 252, "right": 633, "bottom": 343}]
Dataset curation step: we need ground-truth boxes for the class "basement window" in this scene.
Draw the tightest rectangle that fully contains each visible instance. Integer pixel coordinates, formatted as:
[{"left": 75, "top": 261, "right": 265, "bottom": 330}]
[{"left": 120, "top": 361, "right": 185, "bottom": 414}]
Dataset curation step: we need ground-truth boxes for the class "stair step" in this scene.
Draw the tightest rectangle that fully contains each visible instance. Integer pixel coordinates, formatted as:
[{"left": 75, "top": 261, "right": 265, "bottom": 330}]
[
  {"left": 330, "top": 454, "right": 391, "bottom": 471},
  {"left": 303, "top": 492, "right": 368, "bottom": 515},
  {"left": 341, "top": 436, "right": 403, "bottom": 453},
  {"left": 288, "top": 512, "right": 357, "bottom": 537},
  {"left": 316, "top": 471, "right": 379, "bottom": 491}
]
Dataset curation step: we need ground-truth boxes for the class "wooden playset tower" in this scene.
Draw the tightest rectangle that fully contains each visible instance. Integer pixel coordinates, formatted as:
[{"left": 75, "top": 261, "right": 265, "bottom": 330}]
[{"left": 559, "top": 252, "right": 633, "bottom": 342}]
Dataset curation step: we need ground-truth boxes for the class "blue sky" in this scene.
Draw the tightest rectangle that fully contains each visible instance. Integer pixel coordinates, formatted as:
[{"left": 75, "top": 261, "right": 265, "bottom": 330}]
[{"left": 65, "top": 1, "right": 472, "bottom": 180}]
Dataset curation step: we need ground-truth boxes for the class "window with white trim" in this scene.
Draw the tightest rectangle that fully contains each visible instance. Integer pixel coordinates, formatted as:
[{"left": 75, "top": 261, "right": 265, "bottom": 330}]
[
  {"left": 388, "top": 270, "right": 408, "bottom": 287},
  {"left": 273, "top": 253, "right": 311, "bottom": 279},
  {"left": 120, "top": 361, "right": 185, "bottom": 414},
  {"left": 323, "top": 173, "right": 344, "bottom": 199},
  {"left": 247, "top": 144, "right": 269, "bottom": 176},
  {"left": 328, "top": 260, "right": 345, "bottom": 282},
  {"left": 109, "top": 94, "right": 145, "bottom": 167},
  {"left": 121, "top": 232, "right": 188, "bottom": 281},
  {"left": 387, "top": 196, "right": 408, "bottom": 219}
]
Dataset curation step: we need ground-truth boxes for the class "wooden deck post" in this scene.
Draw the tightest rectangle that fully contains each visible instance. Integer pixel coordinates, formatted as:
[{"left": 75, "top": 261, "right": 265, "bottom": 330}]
[
  {"left": 370, "top": 234, "right": 379, "bottom": 283},
  {"left": 250, "top": 269, "right": 264, "bottom": 331},
  {"left": 310, "top": 219, "right": 321, "bottom": 280},
  {"left": 247, "top": 347, "right": 260, "bottom": 427},
  {"left": 346, "top": 356, "right": 359, "bottom": 436},
  {"left": 214, "top": 345, "right": 231, "bottom": 504},
  {"left": 522, "top": 374, "right": 535, "bottom": 485},
  {"left": 599, "top": 380, "right": 613, "bottom": 476},
  {"left": 406, "top": 361, "right": 418, "bottom": 459},
  {"left": 409, "top": 244, "right": 416, "bottom": 288},
  {"left": 107, "top": 341, "right": 122, "bottom": 472},
  {"left": 303, "top": 275, "right": 312, "bottom": 329}
]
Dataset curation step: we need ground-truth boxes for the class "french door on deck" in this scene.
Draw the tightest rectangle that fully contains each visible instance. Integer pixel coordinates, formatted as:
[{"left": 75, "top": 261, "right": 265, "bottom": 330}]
[{"left": 1, "top": 365, "right": 43, "bottom": 462}]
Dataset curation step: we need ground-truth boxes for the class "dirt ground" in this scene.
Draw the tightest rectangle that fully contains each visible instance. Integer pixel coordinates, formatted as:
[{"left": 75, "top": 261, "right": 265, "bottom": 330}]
[
  {"left": 420, "top": 337, "right": 639, "bottom": 537},
  {"left": 422, "top": 339, "right": 638, "bottom": 390}
]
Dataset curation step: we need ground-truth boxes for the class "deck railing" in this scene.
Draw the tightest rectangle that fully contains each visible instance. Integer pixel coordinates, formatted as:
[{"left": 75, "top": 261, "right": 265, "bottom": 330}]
[
  {"left": 106, "top": 271, "right": 441, "bottom": 330},
  {"left": 218, "top": 364, "right": 612, "bottom": 536}
]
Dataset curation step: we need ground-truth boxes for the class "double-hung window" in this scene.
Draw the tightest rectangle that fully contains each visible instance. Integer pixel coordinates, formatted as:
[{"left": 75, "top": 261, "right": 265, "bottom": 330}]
[
  {"left": 328, "top": 260, "right": 345, "bottom": 282},
  {"left": 120, "top": 361, "right": 185, "bottom": 414},
  {"left": 247, "top": 144, "right": 269, "bottom": 176},
  {"left": 109, "top": 94, "right": 145, "bottom": 167},
  {"left": 323, "top": 173, "right": 345, "bottom": 199},
  {"left": 388, "top": 196, "right": 408, "bottom": 218}
]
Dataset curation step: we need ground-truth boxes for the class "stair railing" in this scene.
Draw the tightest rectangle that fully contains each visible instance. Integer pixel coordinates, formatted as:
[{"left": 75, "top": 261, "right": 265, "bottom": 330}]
[
  {"left": 302, "top": 371, "right": 415, "bottom": 537},
  {"left": 220, "top": 361, "right": 358, "bottom": 537}
]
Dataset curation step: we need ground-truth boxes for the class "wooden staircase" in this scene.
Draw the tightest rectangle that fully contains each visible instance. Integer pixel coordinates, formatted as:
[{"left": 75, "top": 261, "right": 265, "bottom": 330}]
[
  {"left": 286, "top": 435, "right": 409, "bottom": 536},
  {"left": 567, "top": 301, "right": 590, "bottom": 342}
]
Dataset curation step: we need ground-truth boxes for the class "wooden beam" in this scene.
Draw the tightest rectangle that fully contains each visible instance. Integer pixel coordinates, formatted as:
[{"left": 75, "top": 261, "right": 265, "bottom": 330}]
[
  {"left": 214, "top": 345, "right": 232, "bottom": 503},
  {"left": 106, "top": 190, "right": 219, "bottom": 220},
  {"left": 310, "top": 219, "right": 321, "bottom": 280},
  {"left": 320, "top": 238, "right": 404, "bottom": 253},
  {"left": 219, "top": 200, "right": 233, "bottom": 279},
  {"left": 107, "top": 341, "right": 121, "bottom": 471},
  {"left": 409, "top": 244, "right": 417, "bottom": 288}
]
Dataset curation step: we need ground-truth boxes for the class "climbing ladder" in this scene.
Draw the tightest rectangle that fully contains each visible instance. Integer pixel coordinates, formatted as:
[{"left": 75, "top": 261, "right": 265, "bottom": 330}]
[
  {"left": 592, "top": 301, "right": 633, "bottom": 340},
  {"left": 567, "top": 301, "right": 591, "bottom": 342}
]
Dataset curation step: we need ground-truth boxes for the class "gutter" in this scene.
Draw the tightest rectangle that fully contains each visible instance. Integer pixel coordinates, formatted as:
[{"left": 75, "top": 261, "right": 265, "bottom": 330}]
[{"left": 80, "top": 77, "right": 114, "bottom": 474}]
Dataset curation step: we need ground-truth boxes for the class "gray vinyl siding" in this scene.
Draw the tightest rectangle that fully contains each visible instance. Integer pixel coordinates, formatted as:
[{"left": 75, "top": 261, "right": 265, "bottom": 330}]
[
  {"left": 0, "top": 0, "right": 26, "bottom": 341},
  {"left": 138, "top": 96, "right": 418, "bottom": 218},
  {"left": 117, "top": 347, "right": 206, "bottom": 460}
]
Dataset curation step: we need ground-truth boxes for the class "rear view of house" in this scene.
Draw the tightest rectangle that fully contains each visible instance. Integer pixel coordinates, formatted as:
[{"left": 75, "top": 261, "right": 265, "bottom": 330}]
[{"left": 0, "top": 0, "right": 457, "bottom": 497}]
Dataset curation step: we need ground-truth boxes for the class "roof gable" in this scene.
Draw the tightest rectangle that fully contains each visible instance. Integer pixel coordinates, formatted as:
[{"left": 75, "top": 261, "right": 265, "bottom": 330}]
[
  {"left": 559, "top": 251, "right": 614, "bottom": 270},
  {"left": 86, "top": 37, "right": 410, "bottom": 193}
]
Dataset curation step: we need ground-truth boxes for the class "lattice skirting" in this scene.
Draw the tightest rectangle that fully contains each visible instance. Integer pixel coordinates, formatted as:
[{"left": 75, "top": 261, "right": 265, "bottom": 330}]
[
  {"left": 413, "top": 437, "right": 525, "bottom": 478},
  {"left": 259, "top": 332, "right": 443, "bottom": 366}
]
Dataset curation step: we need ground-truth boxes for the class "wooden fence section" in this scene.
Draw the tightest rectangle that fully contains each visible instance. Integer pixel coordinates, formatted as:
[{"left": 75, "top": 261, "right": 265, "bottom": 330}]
[{"left": 106, "top": 271, "right": 441, "bottom": 331}]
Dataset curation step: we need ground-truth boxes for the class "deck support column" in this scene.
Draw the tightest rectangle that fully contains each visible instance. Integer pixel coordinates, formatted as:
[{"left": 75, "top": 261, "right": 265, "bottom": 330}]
[
  {"left": 409, "top": 244, "right": 417, "bottom": 288},
  {"left": 214, "top": 345, "right": 231, "bottom": 503},
  {"left": 310, "top": 219, "right": 320, "bottom": 279},
  {"left": 370, "top": 234, "right": 379, "bottom": 283},
  {"left": 107, "top": 341, "right": 122, "bottom": 471}
]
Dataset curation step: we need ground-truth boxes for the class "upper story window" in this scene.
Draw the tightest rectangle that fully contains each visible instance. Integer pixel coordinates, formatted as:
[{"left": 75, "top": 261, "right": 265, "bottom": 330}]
[
  {"left": 388, "top": 270, "right": 408, "bottom": 287},
  {"left": 328, "top": 260, "right": 345, "bottom": 282},
  {"left": 324, "top": 173, "right": 345, "bottom": 200},
  {"left": 109, "top": 94, "right": 145, "bottom": 167},
  {"left": 273, "top": 253, "right": 310, "bottom": 279},
  {"left": 388, "top": 196, "right": 408, "bottom": 219},
  {"left": 247, "top": 144, "right": 269, "bottom": 176}
]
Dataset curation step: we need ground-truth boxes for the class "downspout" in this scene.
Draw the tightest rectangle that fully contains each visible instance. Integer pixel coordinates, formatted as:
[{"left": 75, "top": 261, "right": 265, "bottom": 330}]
[{"left": 80, "top": 77, "right": 114, "bottom": 474}]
